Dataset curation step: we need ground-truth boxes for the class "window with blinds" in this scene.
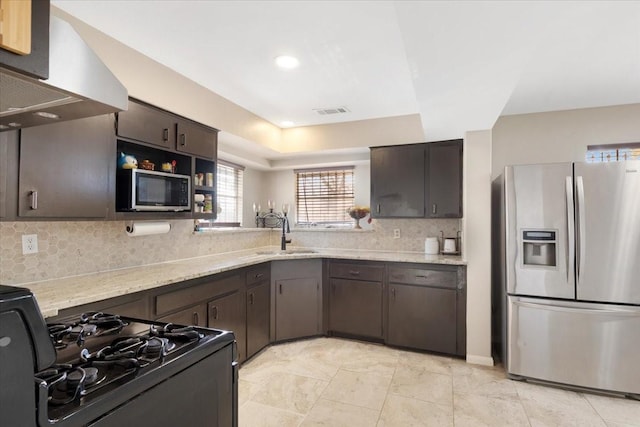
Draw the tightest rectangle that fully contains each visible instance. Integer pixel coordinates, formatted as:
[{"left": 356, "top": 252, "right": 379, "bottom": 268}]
[
  {"left": 295, "top": 167, "right": 354, "bottom": 225},
  {"left": 215, "top": 160, "right": 244, "bottom": 226},
  {"left": 585, "top": 142, "right": 640, "bottom": 163}
]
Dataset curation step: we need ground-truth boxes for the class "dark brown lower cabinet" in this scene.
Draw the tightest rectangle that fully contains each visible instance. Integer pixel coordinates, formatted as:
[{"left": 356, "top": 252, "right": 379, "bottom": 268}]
[
  {"left": 157, "top": 303, "right": 206, "bottom": 327},
  {"left": 328, "top": 278, "right": 383, "bottom": 339},
  {"left": 208, "top": 291, "right": 247, "bottom": 362},
  {"left": 388, "top": 284, "right": 457, "bottom": 354},
  {"left": 275, "top": 277, "right": 321, "bottom": 341},
  {"left": 387, "top": 265, "right": 466, "bottom": 356},
  {"left": 246, "top": 281, "right": 270, "bottom": 359}
]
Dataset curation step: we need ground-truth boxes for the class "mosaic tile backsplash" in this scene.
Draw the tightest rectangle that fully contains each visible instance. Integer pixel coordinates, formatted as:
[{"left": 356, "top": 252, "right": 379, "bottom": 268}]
[{"left": 0, "top": 218, "right": 460, "bottom": 284}]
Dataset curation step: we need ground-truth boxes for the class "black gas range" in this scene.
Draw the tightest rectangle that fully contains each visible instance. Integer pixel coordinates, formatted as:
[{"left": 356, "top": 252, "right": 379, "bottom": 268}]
[{"left": 0, "top": 285, "right": 238, "bottom": 427}]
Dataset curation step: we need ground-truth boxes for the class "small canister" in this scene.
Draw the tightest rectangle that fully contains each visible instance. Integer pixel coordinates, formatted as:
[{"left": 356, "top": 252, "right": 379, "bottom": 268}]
[
  {"left": 206, "top": 173, "right": 214, "bottom": 187},
  {"left": 425, "top": 237, "right": 439, "bottom": 255},
  {"left": 204, "top": 194, "right": 213, "bottom": 213}
]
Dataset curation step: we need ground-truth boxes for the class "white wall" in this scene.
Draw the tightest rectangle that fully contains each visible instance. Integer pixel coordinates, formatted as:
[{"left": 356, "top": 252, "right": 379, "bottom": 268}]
[
  {"left": 492, "top": 104, "right": 640, "bottom": 178},
  {"left": 462, "top": 130, "right": 493, "bottom": 365},
  {"left": 241, "top": 167, "right": 268, "bottom": 227}
]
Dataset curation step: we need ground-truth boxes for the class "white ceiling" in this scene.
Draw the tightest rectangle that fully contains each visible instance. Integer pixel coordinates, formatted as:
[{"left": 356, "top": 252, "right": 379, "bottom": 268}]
[{"left": 52, "top": 0, "right": 640, "bottom": 142}]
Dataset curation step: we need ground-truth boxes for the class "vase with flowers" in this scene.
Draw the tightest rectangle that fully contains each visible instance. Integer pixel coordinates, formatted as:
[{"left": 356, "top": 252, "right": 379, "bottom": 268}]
[{"left": 347, "top": 206, "right": 371, "bottom": 229}]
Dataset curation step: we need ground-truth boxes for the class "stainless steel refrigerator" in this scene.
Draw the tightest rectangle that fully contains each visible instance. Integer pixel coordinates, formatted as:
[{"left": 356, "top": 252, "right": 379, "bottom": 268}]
[{"left": 495, "top": 160, "right": 640, "bottom": 397}]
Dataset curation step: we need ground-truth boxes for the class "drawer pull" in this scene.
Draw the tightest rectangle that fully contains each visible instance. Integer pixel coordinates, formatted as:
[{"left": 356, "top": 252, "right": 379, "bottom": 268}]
[
  {"left": 193, "top": 311, "right": 199, "bottom": 325},
  {"left": 255, "top": 273, "right": 264, "bottom": 279},
  {"left": 415, "top": 275, "right": 428, "bottom": 279},
  {"left": 432, "top": 204, "right": 437, "bottom": 214},
  {"left": 211, "top": 306, "right": 218, "bottom": 320},
  {"left": 349, "top": 270, "right": 360, "bottom": 276},
  {"left": 279, "top": 284, "right": 282, "bottom": 294},
  {"left": 179, "top": 133, "right": 186, "bottom": 147},
  {"left": 162, "top": 128, "right": 169, "bottom": 142},
  {"left": 249, "top": 293, "right": 254, "bottom": 305}
]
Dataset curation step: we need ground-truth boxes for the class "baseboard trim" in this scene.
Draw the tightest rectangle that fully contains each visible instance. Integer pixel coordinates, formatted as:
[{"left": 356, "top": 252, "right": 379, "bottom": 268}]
[{"left": 466, "top": 354, "right": 494, "bottom": 366}]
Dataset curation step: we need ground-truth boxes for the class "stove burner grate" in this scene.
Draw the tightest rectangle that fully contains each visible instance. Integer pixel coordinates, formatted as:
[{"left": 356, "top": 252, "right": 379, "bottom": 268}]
[{"left": 47, "top": 312, "right": 129, "bottom": 349}]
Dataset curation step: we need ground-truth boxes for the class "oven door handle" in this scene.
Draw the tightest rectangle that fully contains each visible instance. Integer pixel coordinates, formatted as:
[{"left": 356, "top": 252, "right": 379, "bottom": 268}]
[{"left": 35, "top": 377, "right": 55, "bottom": 426}]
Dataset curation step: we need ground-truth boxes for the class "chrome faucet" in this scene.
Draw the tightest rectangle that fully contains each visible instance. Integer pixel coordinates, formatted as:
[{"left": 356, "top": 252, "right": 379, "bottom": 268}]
[{"left": 281, "top": 211, "right": 291, "bottom": 250}]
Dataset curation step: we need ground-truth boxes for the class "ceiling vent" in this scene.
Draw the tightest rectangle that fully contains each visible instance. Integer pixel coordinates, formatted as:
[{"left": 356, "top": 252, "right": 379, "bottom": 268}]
[{"left": 313, "top": 107, "right": 350, "bottom": 115}]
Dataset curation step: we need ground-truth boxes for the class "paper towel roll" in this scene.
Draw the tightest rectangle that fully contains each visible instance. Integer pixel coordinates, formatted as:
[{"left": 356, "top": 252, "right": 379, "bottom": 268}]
[{"left": 126, "top": 221, "right": 171, "bottom": 237}]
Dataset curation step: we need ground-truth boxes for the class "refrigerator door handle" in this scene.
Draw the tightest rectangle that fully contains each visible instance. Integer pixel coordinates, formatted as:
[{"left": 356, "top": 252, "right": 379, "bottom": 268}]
[
  {"left": 565, "top": 176, "right": 575, "bottom": 283},
  {"left": 512, "top": 299, "right": 639, "bottom": 316},
  {"left": 576, "top": 176, "right": 586, "bottom": 286}
]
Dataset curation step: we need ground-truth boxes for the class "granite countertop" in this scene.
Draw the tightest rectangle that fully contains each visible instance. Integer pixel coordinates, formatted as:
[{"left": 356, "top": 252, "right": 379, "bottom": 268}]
[{"left": 22, "top": 247, "right": 466, "bottom": 318}]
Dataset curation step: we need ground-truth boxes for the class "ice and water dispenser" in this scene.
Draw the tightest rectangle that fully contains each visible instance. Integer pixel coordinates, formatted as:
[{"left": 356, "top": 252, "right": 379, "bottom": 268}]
[{"left": 522, "top": 230, "right": 557, "bottom": 267}]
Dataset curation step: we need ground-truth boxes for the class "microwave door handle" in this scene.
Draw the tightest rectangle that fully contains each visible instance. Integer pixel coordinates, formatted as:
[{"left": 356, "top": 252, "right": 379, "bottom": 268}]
[
  {"left": 565, "top": 176, "right": 575, "bottom": 283},
  {"left": 576, "top": 176, "right": 586, "bottom": 287}
]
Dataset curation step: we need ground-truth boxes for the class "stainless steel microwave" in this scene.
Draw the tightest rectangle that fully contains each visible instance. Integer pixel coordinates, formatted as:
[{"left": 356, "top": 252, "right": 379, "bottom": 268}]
[{"left": 116, "top": 169, "right": 191, "bottom": 211}]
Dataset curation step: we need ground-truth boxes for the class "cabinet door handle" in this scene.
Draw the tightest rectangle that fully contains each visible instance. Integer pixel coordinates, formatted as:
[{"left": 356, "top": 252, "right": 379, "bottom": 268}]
[
  {"left": 193, "top": 311, "right": 199, "bottom": 326},
  {"left": 279, "top": 284, "right": 282, "bottom": 294},
  {"left": 249, "top": 293, "right": 254, "bottom": 305},
  {"left": 255, "top": 273, "right": 264, "bottom": 279},
  {"left": 391, "top": 287, "right": 396, "bottom": 299},
  {"left": 432, "top": 204, "right": 437, "bottom": 214},
  {"left": 376, "top": 204, "right": 381, "bottom": 214},
  {"left": 179, "top": 133, "right": 186, "bottom": 147},
  {"left": 415, "top": 274, "right": 427, "bottom": 279},
  {"left": 162, "top": 128, "right": 169, "bottom": 142},
  {"left": 349, "top": 270, "right": 360, "bottom": 276},
  {"left": 211, "top": 306, "right": 218, "bottom": 320},
  {"left": 30, "top": 191, "right": 38, "bottom": 210}
]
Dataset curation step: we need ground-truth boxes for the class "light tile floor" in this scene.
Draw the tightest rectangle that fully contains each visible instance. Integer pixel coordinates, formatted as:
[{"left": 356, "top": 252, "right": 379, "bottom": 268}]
[{"left": 238, "top": 337, "right": 640, "bottom": 427}]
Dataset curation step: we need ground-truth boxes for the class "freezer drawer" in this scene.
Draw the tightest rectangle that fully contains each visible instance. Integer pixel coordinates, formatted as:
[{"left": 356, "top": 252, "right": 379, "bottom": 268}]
[{"left": 507, "top": 296, "right": 640, "bottom": 395}]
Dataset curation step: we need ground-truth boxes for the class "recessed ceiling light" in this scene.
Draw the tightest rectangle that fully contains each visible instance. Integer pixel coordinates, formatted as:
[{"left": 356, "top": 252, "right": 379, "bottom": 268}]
[
  {"left": 275, "top": 55, "right": 300, "bottom": 69},
  {"left": 281, "top": 121, "right": 295, "bottom": 127}
]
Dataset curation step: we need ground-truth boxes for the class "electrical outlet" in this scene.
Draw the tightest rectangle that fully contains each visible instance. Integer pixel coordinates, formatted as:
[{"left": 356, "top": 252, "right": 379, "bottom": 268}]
[
  {"left": 22, "top": 234, "right": 38, "bottom": 255},
  {"left": 393, "top": 229, "right": 401, "bottom": 239}
]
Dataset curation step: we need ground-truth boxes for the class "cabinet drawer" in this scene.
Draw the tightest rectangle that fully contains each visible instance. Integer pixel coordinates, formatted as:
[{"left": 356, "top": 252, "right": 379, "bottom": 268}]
[
  {"left": 156, "top": 304, "right": 206, "bottom": 327},
  {"left": 388, "top": 267, "right": 457, "bottom": 289},
  {"left": 246, "top": 263, "right": 270, "bottom": 287},
  {"left": 329, "top": 262, "right": 384, "bottom": 281},
  {"left": 155, "top": 273, "right": 242, "bottom": 316}
]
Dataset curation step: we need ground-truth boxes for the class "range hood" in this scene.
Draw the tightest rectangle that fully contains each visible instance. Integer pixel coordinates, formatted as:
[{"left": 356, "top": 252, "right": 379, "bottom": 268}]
[{"left": 0, "top": 15, "right": 128, "bottom": 131}]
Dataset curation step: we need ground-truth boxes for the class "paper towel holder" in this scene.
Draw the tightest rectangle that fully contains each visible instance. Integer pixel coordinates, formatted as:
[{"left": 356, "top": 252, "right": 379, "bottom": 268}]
[{"left": 125, "top": 221, "right": 171, "bottom": 237}]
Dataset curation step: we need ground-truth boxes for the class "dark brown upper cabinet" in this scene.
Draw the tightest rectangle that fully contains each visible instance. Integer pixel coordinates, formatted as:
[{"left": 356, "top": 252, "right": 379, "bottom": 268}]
[
  {"left": 117, "top": 99, "right": 218, "bottom": 160},
  {"left": 116, "top": 100, "right": 175, "bottom": 149},
  {"left": 428, "top": 139, "right": 463, "bottom": 218},
  {"left": 176, "top": 118, "right": 217, "bottom": 159},
  {"left": 370, "top": 139, "right": 462, "bottom": 219},
  {"left": 370, "top": 144, "right": 425, "bottom": 218},
  {"left": 18, "top": 115, "right": 114, "bottom": 219}
]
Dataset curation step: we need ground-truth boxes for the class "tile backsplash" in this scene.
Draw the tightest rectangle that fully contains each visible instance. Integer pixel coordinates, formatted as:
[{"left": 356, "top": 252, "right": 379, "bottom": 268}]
[{"left": 0, "top": 218, "right": 460, "bottom": 284}]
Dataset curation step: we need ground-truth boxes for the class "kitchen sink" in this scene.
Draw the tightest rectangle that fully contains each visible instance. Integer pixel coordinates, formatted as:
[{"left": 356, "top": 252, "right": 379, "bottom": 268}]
[{"left": 255, "top": 249, "right": 317, "bottom": 255}]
